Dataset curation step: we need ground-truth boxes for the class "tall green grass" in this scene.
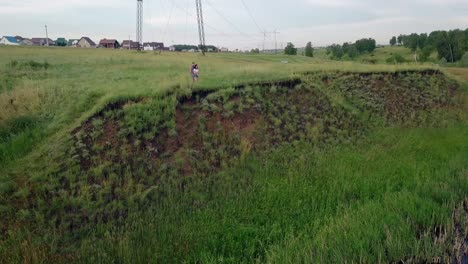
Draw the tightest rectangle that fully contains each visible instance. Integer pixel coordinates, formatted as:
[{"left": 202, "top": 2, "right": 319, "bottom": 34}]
[
  {"left": 0, "top": 46, "right": 438, "bottom": 171},
  {"left": 0, "top": 46, "right": 467, "bottom": 263},
  {"left": 76, "top": 126, "right": 467, "bottom": 263}
]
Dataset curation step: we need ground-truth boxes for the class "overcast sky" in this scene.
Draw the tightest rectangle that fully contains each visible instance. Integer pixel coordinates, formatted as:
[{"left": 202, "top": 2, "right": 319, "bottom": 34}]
[{"left": 1, "top": 0, "right": 467, "bottom": 50}]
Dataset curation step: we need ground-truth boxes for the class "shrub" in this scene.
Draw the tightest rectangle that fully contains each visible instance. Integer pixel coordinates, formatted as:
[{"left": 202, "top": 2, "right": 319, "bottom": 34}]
[
  {"left": 386, "top": 54, "right": 406, "bottom": 64},
  {"left": 459, "top": 52, "right": 468, "bottom": 67},
  {"left": 439, "top": 57, "right": 447, "bottom": 66}
]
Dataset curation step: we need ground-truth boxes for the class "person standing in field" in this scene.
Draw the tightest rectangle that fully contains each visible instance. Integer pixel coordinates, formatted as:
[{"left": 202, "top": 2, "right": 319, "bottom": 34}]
[
  {"left": 192, "top": 64, "right": 199, "bottom": 82},
  {"left": 190, "top": 62, "right": 198, "bottom": 82}
]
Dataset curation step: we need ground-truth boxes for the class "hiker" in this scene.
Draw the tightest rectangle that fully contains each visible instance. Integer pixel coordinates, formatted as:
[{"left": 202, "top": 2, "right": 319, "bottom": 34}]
[
  {"left": 190, "top": 62, "right": 195, "bottom": 73},
  {"left": 191, "top": 64, "right": 199, "bottom": 82},
  {"left": 190, "top": 62, "right": 196, "bottom": 81}
]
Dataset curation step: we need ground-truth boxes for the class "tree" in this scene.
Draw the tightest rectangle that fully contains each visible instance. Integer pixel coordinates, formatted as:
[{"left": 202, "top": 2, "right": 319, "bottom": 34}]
[
  {"left": 434, "top": 31, "right": 453, "bottom": 62},
  {"left": 205, "top": 45, "right": 219, "bottom": 52},
  {"left": 284, "top": 42, "right": 297, "bottom": 55},
  {"left": 345, "top": 28, "right": 468, "bottom": 63},
  {"left": 250, "top": 48, "right": 260, "bottom": 54},
  {"left": 347, "top": 45, "right": 359, "bottom": 58},
  {"left": 342, "top": 42, "right": 351, "bottom": 54},
  {"left": 355, "top": 38, "right": 376, "bottom": 53},
  {"left": 419, "top": 46, "right": 433, "bottom": 62},
  {"left": 418, "top": 33, "right": 428, "bottom": 49},
  {"left": 448, "top": 29, "right": 467, "bottom": 61},
  {"left": 397, "top": 35, "right": 404, "bottom": 45},
  {"left": 460, "top": 52, "right": 468, "bottom": 67},
  {"left": 327, "top": 44, "right": 344, "bottom": 59},
  {"left": 305, "top": 42, "right": 314, "bottom": 57},
  {"left": 406, "top": 33, "right": 419, "bottom": 52},
  {"left": 173, "top": 44, "right": 199, "bottom": 51}
]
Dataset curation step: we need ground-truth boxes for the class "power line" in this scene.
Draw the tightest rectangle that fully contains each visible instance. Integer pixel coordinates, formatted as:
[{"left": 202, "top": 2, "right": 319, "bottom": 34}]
[
  {"left": 166, "top": 0, "right": 255, "bottom": 42},
  {"left": 239, "top": 0, "right": 263, "bottom": 33},
  {"left": 204, "top": 0, "right": 261, "bottom": 41},
  {"left": 166, "top": 0, "right": 222, "bottom": 35},
  {"left": 272, "top": 29, "right": 280, "bottom": 53},
  {"left": 183, "top": 0, "right": 189, "bottom": 43},
  {"left": 162, "top": 0, "right": 175, "bottom": 43}
]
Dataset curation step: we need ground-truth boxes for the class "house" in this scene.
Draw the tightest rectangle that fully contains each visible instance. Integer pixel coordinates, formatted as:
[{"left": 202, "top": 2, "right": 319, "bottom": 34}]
[
  {"left": 121, "top": 40, "right": 139, "bottom": 50},
  {"left": 99, "top": 39, "right": 120, "bottom": 49},
  {"left": 20, "top": 39, "right": 33, "bottom": 46},
  {"left": 68, "top": 39, "right": 79, "bottom": 47},
  {"left": 31, "top": 38, "right": 55, "bottom": 46},
  {"left": 219, "top": 47, "right": 229, "bottom": 52},
  {"left": 14, "top": 36, "right": 24, "bottom": 42},
  {"left": 143, "top": 42, "right": 164, "bottom": 51},
  {"left": 55, "top": 38, "right": 67, "bottom": 46},
  {"left": 0, "top": 36, "right": 20, "bottom": 45},
  {"left": 77, "top": 37, "right": 96, "bottom": 48}
]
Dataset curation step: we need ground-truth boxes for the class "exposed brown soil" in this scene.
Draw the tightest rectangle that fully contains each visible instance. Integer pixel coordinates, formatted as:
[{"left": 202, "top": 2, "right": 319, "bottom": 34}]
[
  {"left": 65, "top": 71, "right": 460, "bottom": 231},
  {"left": 73, "top": 71, "right": 459, "bottom": 180}
]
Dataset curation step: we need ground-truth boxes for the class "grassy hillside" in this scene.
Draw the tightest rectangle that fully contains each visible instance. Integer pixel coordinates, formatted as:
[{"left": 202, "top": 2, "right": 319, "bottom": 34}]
[
  {"left": 0, "top": 46, "right": 467, "bottom": 263},
  {"left": 0, "top": 46, "right": 436, "bottom": 168},
  {"left": 359, "top": 46, "right": 417, "bottom": 64}
]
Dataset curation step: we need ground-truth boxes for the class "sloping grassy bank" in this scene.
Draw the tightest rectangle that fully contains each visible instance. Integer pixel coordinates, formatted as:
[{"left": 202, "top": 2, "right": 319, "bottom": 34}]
[
  {"left": 0, "top": 68, "right": 466, "bottom": 262},
  {"left": 78, "top": 126, "right": 467, "bottom": 263},
  {"left": 0, "top": 47, "right": 437, "bottom": 171}
]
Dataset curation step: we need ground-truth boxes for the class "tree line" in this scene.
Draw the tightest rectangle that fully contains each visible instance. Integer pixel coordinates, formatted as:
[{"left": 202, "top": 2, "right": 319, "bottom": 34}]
[
  {"left": 326, "top": 38, "right": 377, "bottom": 59},
  {"left": 172, "top": 44, "right": 218, "bottom": 52},
  {"left": 283, "top": 42, "right": 314, "bottom": 57},
  {"left": 389, "top": 28, "right": 468, "bottom": 62}
]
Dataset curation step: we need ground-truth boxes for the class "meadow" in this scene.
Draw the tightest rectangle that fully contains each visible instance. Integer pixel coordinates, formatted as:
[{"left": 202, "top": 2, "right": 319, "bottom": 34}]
[{"left": 0, "top": 46, "right": 467, "bottom": 263}]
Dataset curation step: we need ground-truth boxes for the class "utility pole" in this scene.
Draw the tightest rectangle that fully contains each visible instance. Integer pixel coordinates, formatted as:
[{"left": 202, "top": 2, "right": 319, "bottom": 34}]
[
  {"left": 195, "top": 0, "right": 206, "bottom": 55},
  {"left": 136, "top": 0, "right": 143, "bottom": 51},
  {"left": 262, "top": 30, "right": 267, "bottom": 52},
  {"left": 272, "top": 30, "right": 279, "bottom": 54},
  {"left": 45, "top": 25, "right": 49, "bottom": 46}
]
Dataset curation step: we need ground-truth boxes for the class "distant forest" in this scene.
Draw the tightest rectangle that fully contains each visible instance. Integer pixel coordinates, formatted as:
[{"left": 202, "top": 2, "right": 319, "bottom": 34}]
[
  {"left": 172, "top": 44, "right": 218, "bottom": 52},
  {"left": 326, "top": 28, "right": 468, "bottom": 63},
  {"left": 327, "top": 38, "right": 377, "bottom": 60},
  {"left": 390, "top": 28, "right": 468, "bottom": 62}
]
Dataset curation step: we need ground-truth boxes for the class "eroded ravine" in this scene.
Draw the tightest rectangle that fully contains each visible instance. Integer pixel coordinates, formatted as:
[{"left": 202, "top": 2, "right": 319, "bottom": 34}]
[{"left": 3, "top": 71, "right": 461, "bottom": 252}]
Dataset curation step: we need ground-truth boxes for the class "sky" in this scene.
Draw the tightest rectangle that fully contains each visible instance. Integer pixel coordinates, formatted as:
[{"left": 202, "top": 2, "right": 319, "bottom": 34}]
[{"left": 1, "top": 0, "right": 468, "bottom": 50}]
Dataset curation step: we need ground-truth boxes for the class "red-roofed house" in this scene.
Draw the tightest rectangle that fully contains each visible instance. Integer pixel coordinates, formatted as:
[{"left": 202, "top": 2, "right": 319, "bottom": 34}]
[{"left": 99, "top": 39, "right": 120, "bottom": 49}]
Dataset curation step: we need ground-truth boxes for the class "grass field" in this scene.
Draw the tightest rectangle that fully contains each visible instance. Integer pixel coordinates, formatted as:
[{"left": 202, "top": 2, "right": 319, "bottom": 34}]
[{"left": 0, "top": 46, "right": 467, "bottom": 263}]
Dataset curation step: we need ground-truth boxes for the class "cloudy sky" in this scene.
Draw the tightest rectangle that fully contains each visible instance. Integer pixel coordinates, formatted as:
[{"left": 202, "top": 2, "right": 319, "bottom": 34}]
[{"left": 1, "top": 0, "right": 467, "bottom": 50}]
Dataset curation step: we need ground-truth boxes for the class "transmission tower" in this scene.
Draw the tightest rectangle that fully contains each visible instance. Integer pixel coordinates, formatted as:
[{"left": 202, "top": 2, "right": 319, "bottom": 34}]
[
  {"left": 195, "top": 0, "right": 206, "bottom": 55},
  {"left": 136, "top": 0, "right": 143, "bottom": 51},
  {"left": 272, "top": 30, "right": 279, "bottom": 54},
  {"left": 45, "top": 25, "right": 49, "bottom": 46}
]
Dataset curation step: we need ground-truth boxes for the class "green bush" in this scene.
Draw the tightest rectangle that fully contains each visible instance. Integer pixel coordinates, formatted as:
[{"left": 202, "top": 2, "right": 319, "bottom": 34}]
[
  {"left": 439, "top": 57, "right": 447, "bottom": 66},
  {"left": 459, "top": 52, "right": 468, "bottom": 67},
  {"left": 386, "top": 54, "right": 406, "bottom": 64}
]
